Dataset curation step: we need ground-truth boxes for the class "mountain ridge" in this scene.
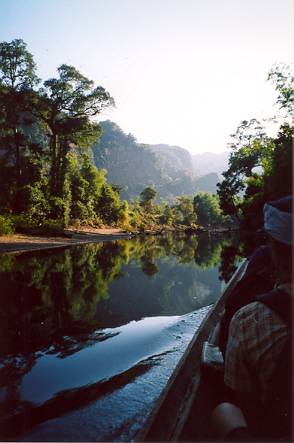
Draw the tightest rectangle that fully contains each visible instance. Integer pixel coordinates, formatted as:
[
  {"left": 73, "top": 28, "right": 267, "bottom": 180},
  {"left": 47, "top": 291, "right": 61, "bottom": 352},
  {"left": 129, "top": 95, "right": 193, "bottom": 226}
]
[
  {"left": 92, "top": 121, "right": 228, "bottom": 201},
  {"left": 192, "top": 151, "right": 230, "bottom": 177}
]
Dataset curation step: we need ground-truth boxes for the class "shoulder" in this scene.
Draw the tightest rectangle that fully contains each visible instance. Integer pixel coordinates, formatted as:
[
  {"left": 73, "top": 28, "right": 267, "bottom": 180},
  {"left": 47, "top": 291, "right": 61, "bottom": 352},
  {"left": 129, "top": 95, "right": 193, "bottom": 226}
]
[
  {"left": 227, "top": 303, "right": 260, "bottom": 350},
  {"left": 231, "top": 300, "right": 285, "bottom": 324},
  {"left": 229, "top": 301, "right": 288, "bottom": 349},
  {"left": 230, "top": 301, "right": 260, "bottom": 326}
]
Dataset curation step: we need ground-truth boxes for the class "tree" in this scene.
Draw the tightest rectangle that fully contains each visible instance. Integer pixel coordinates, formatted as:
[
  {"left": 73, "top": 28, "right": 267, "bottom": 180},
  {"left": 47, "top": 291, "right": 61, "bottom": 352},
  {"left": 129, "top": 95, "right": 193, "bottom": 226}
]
[
  {"left": 227, "top": 118, "right": 266, "bottom": 152},
  {"left": 0, "top": 40, "right": 129, "bottom": 229},
  {"left": 96, "top": 184, "right": 121, "bottom": 225},
  {"left": 217, "top": 118, "right": 270, "bottom": 221},
  {"left": 118, "top": 200, "right": 131, "bottom": 230},
  {"left": 37, "top": 64, "right": 114, "bottom": 196},
  {"left": 65, "top": 152, "right": 108, "bottom": 224},
  {"left": 268, "top": 63, "right": 294, "bottom": 117},
  {"left": 217, "top": 64, "right": 293, "bottom": 230},
  {"left": 193, "top": 192, "right": 221, "bottom": 226},
  {"left": 173, "top": 196, "right": 197, "bottom": 226},
  {"left": 0, "top": 39, "right": 40, "bottom": 211},
  {"left": 0, "top": 39, "right": 39, "bottom": 91},
  {"left": 159, "top": 203, "right": 174, "bottom": 226},
  {"left": 140, "top": 187, "right": 157, "bottom": 210},
  {"left": 265, "top": 124, "right": 293, "bottom": 200}
]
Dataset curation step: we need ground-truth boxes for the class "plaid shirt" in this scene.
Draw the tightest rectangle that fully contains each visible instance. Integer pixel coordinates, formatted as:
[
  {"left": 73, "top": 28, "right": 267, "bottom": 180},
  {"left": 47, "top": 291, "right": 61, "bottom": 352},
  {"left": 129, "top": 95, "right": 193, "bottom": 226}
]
[{"left": 224, "top": 285, "right": 291, "bottom": 400}]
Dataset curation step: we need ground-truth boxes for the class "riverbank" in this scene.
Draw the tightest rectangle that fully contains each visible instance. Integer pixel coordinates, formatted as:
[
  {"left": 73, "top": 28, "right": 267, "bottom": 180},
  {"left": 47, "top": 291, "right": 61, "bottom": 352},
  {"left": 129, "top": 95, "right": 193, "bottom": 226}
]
[
  {"left": 0, "top": 226, "right": 237, "bottom": 254},
  {"left": 0, "top": 228, "right": 134, "bottom": 254}
]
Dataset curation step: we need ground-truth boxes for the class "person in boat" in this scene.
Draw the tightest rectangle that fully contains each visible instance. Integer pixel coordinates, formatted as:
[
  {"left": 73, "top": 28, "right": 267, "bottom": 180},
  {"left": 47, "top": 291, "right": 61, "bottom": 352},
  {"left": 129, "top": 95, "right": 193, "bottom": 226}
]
[
  {"left": 218, "top": 243, "right": 276, "bottom": 356},
  {"left": 212, "top": 195, "right": 293, "bottom": 441}
]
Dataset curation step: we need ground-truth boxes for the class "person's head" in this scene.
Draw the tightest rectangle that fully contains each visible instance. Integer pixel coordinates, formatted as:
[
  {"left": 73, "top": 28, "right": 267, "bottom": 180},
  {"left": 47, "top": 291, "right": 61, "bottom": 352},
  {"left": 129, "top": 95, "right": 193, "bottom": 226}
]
[{"left": 263, "top": 196, "right": 293, "bottom": 282}]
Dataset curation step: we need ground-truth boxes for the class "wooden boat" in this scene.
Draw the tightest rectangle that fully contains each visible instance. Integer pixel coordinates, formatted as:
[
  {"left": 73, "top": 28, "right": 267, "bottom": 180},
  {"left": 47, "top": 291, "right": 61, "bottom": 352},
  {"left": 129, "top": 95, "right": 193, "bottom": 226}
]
[{"left": 136, "top": 260, "right": 248, "bottom": 442}]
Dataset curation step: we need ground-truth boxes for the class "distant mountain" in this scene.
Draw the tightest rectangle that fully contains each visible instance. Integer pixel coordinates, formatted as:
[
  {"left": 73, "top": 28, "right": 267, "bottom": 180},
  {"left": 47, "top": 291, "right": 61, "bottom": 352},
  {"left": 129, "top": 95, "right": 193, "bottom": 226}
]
[
  {"left": 194, "top": 172, "right": 220, "bottom": 194},
  {"left": 192, "top": 152, "right": 230, "bottom": 177},
  {"left": 149, "top": 144, "right": 194, "bottom": 177},
  {"left": 92, "top": 121, "right": 168, "bottom": 199},
  {"left": 92, "top": 121, "right": 221, "bottom": 201}
]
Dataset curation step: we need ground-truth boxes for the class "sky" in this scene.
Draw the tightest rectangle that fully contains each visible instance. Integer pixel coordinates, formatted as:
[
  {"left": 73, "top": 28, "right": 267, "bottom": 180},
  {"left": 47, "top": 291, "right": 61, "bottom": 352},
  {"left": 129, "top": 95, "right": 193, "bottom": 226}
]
[{"left": 0, "top": 0, "right": 293, "bottom": 154}]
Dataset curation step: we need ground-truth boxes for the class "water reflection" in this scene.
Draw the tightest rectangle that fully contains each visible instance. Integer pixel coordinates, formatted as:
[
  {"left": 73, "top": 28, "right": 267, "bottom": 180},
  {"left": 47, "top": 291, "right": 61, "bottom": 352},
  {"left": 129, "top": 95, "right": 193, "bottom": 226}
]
[{"left": 0, "top": 232, "right": 243, "bottom": 440}]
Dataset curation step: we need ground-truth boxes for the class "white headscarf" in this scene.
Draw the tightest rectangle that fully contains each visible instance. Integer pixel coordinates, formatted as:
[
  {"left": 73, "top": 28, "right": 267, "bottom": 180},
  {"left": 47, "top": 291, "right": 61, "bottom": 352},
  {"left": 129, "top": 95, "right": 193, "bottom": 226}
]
[{"left": 264, "top": 203, "right": 293, "bottom": 245}]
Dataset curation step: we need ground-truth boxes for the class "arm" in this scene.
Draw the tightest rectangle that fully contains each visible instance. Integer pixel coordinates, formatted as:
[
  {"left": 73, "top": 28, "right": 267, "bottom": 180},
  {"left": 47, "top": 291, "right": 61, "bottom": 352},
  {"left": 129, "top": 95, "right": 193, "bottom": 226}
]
[{"left": 210, "top": 402, "right": 251, "bottom": 441}]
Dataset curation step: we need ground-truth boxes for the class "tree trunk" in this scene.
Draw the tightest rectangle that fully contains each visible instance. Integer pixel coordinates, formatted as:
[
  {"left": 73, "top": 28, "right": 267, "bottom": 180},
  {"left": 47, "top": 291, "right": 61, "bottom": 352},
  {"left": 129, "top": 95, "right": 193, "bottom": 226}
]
[
  {"left": 13, "top": 127, "right": 21, "bottom": 213},
  {"left": 50, "top": 132, "right": 58, "bottom": 194}
]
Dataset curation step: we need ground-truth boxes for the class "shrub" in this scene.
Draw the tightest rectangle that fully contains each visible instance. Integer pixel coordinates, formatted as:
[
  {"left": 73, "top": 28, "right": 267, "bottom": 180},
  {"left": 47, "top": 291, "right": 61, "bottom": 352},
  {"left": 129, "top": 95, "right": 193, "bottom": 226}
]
[
  {"left": 96, "top": 184, "right": 121, "bottom": 225},
  {"left": 16, "top": 185, "right": 49, "bottom": 221},
  {"left": 0, "top": 215, "right": 15, "bottom": 236},
  {"left": 118, "top": 200, "right": 132, "bottom": 230},
  {"left": 48, "top": 197, "right": 69, "bottom": 227},
  {"left": 12, "top": 214, "right": 39, "bottom": 233},
  {"left": 71, "top": 201, "right": 89, "bottom": 221},
  {"left": 12, "top": 215, "right": 64, "bottom": 236},
  {"left": 37, "top": 219, "right": 65, "bottom": 236}
]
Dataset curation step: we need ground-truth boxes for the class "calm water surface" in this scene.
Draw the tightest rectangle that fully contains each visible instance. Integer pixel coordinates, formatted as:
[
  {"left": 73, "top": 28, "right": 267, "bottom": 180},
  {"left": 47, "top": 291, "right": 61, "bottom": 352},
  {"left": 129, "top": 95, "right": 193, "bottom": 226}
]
[{"left": 0, "top": 232, "right": 242, "bottom": 441}]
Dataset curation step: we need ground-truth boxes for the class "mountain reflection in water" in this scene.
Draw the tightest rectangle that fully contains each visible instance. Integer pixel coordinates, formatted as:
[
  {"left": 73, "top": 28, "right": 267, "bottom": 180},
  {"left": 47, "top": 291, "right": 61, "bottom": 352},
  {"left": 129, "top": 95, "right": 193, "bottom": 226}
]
[{"left": 0, "top": 232, "right": 243, "bottom": 441}]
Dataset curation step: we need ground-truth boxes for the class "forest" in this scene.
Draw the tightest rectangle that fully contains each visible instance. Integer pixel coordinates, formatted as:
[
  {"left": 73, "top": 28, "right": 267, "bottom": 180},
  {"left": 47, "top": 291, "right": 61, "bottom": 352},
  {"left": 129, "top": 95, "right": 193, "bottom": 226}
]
[{"left": 0, "top": 39, "right": 292, "bottom": 236}]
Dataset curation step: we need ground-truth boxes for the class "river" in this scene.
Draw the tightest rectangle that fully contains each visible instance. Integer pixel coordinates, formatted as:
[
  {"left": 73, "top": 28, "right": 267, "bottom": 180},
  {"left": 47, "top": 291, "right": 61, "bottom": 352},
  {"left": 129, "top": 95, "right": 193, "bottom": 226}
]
[{"left": 0, "top": 232, "right": 243, "bottom": 441}]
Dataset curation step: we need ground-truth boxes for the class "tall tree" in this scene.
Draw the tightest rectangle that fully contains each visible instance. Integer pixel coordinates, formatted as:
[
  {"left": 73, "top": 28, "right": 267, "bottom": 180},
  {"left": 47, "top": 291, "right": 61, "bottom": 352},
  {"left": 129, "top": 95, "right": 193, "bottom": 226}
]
[
  {"left": 193, "top": 192, "right": 221, "bottom": 226},
  {"left": 0, "top": 39, "right": 39, "bottom": 211},
  {"left": 96, "top": 184, "right": 121, "bottom": 225},
  {"left": 218, "top": 64, "right": 293, "bottom": 229},
  {"left": 0, "top": 39, "right": 39, "bottom": 91},
  {"left": 140, "top": 187, "right": 157, "bottom": 210},
  {"left": 37, "top": 64, "right": 114, "bottom": 196}
]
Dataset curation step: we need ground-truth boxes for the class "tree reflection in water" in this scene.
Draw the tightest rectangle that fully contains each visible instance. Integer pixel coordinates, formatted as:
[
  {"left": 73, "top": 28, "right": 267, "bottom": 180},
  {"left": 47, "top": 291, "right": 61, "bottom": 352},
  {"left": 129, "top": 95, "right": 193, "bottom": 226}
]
[{"left": 0, "top": 232, "right": 249, "bottom": 439}]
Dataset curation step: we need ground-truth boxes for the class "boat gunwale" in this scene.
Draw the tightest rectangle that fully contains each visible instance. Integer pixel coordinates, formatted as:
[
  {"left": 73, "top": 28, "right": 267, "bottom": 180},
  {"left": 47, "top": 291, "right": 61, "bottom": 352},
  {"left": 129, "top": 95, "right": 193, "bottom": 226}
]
[{"left": 136, "top": 259, "right": 248, "bottom": 442}]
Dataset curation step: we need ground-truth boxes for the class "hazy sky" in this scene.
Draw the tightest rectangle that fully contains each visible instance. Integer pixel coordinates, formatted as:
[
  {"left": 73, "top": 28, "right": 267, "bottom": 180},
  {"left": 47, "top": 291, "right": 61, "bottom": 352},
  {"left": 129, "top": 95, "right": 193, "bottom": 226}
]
[{"left": 0, "top": 0, "right": 293, "bottom": 154}]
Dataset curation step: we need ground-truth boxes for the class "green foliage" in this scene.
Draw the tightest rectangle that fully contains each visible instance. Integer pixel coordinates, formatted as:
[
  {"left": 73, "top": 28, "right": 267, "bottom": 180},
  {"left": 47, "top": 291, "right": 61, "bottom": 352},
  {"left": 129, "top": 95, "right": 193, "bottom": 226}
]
[
  {"left": 1, "top": 38, "right": 290, "bottom": 235},
  {"left": 218, "top": 121, "right": 293, "bottom": 230},
  {"left": 264, "top": 124, "right": 293, "bottom": 200},
  {"left": 193, "top": 192, "right": 222, "bottom": 227},
  {"left": 227, "top": 119, "right": 266, "bottom": 152},
  {"left": 217, "top": 123, "right": 270, "bottom": 220},
  {"left": 159, "top": 204, "right": 174, "bottom": 226},
  {"left": 118, "top": 200, "right": 131, "bottom": 230},
  {"left": 0, "top": 38, "right": 39, "bottom": 90},
  {"left": 140, "top": 187, "right": 157, "bottom": 212},
  {"left": 48, "top": 197, "right": 68, "bottom": 225},
  {"left": 218, "top": 64, "right": 293, "bottom": 230},
  {"left": 0, "top": 215, "right": 15, "bottom": 235},
  {"left": 37, "top": 219, "right": 65, "bottom": 236},
  {"left": 16, "top": 184, "right": 49, "bottom": 220},
  {"left": 0, "top": 39, "right": 42, "bottom": 213},
  {"left": 11, "top": 214, "right": 64, "bottom": 235},
  {"left": 0, "top": 39, "right": 120, "bottom": 231},
  {"left": 96, "top": 184, "right": 122, "bottom": 225},
  {"left": 129, "top": 199, "right": 145, "bottom": 229},
  {"left": 37, "top": 64, "right": 114, "bottom": 196},
  {"left": 140, "top": 187, "right": 157, "bottom": 203},
  {"left": 173, "top": 196, "right": 197, "bottom": 226},
  {"left": 268, "top": 63, "right": 294, "bottom": 116}
]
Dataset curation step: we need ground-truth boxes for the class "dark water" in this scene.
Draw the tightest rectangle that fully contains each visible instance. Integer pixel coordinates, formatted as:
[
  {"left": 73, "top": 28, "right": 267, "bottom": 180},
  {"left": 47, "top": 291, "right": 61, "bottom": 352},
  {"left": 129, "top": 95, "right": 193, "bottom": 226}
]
[{"left": 0, "top": 232, "right": 244, "bottom": 441}]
